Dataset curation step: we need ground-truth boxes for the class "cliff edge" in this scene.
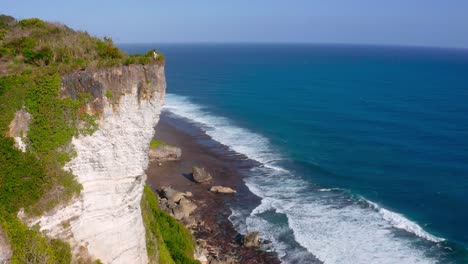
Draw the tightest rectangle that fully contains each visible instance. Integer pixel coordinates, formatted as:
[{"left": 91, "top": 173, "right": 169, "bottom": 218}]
[{"left": 21, "top": 64, "right": 166, "bottom": 263}]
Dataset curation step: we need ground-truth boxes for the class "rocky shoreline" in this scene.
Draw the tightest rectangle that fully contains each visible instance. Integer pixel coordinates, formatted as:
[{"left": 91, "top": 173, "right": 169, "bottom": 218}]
[{"left": 145, "top": 112, "right": 280, "bottom": 264}]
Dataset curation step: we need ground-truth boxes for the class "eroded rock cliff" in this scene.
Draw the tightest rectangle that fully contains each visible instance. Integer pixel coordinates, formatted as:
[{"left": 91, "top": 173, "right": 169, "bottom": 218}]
[{"left": 21, "top": 64, "right": 166, "bottom": 263}]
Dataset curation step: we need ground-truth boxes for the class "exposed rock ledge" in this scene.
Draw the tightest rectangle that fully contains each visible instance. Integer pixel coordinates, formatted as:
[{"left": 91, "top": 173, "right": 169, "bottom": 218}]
[{"left": 19, "top": 64, "right": 166, "bottom": 263}]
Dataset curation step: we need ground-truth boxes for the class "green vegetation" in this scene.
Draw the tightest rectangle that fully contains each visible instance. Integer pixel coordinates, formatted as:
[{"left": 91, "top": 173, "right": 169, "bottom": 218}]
[
  {"left": 141, "top": 186, "right": 200, "bottom": 264},
  {"left": 0, "top": 15, "right": 164, "bottom": 75},
  {"left": 105, "top": 90, "right": 113, "bottom": 99},
  {"left": 150, "top": 139, "right": 166, "bottom": 149},
  {"left": 26, "top": 74, "right": 79, "bottom": 154},
  {"left": 0, "top": 212, "right": 71, "bottom": 264},
  {"left": 0, "top": 74, "right": 51, "bottom": 214},
  {"left": 0, "top": 14, "right": 166, "bottom": 263},
  {"left": 124, "top": 49, "right": 165, "bottom": 66},
  {"left": 0, "top": 73, "right": 84, "bottom": 262}
]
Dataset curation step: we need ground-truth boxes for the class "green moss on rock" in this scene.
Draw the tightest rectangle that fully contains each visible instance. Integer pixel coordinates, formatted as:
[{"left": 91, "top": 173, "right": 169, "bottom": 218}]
[{"left": 150, "top": 139, "right": 166, "bottom": 149}]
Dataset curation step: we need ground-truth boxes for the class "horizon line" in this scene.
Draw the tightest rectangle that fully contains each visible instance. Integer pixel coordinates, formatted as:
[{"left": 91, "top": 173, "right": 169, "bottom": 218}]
[{"left": 116, "top": 41, "right": 468, "bottom": 52}]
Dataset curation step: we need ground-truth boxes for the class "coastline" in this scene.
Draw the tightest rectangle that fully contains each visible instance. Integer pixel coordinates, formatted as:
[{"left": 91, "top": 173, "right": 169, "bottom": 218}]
[{"left": 145, "top": 111, "right": 280, "bottom": 263}]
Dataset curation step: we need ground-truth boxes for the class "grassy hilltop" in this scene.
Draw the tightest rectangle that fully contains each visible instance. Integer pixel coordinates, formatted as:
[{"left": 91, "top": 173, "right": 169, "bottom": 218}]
[
  {"left": 0, "top": 15, "right": 164, "bottom": 75},
  {"left": 0, "top": 15, "right": 197, "bottom": 264}
]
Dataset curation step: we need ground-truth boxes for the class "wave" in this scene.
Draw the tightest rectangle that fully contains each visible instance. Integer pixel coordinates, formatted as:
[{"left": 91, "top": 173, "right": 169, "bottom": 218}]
[
  {"left": 164, "top": 94, "right": 444, "bottom": 263},
  {"left": 316, "top": 188, "right": 342, "bottom": 192},
  {"left": 365, "top": 199, "right": 444, "bottom": 243}
]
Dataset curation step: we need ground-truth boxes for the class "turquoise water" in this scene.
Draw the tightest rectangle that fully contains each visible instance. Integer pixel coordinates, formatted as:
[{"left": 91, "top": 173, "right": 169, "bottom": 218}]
[{"left": 122, "top": 44, "right": 468, "bottom": 263}]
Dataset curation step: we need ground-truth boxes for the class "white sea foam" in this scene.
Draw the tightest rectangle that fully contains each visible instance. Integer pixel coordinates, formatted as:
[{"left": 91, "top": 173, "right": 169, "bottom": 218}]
[
  {"left": 317, "top": 188, "right": 342, "bottom": 192},
  {"left": 164, "top": 94, "right": 443, "bottom": 264},
  {"left": 366, "top": 200, "right": 444, "bottom": 243}
]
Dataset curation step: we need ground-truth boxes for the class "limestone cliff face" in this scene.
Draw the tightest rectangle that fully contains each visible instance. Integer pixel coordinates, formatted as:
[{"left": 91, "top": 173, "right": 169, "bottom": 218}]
[{"left": 23, "top": 64, "right": 165, "bottom": 263}]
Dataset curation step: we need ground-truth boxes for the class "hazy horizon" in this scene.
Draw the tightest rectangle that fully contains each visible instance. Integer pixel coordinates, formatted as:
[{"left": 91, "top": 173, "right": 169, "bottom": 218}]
[
  {"left": 117, "top": 42, "right": 468, "bottom": 51},
  {"left": 3, "top": 1, "right": 468, "bottom": 49}
]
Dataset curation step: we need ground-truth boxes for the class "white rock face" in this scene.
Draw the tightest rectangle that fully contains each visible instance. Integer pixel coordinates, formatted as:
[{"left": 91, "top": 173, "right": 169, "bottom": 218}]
[
  {"left": 0, "top": 227, "right": 12, "bottom": 263},
  {"left": 7, "top": 109, "right": 31, "bottom": 152},
  {"left": 23, "top": 65, "right": 165, "bottom": 264}
]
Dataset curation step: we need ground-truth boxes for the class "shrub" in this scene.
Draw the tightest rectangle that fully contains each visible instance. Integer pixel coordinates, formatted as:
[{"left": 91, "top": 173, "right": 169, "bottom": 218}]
[
  {"left": 73, "top": 58, "right": 88, "bottom": 70},
  {"left": 124, "top": 56, "right": 137, "bottom": 66},
  {"left": 0, "top": 46, "right": 10, "bottom": 57},
  {"left": 23, "top": 46, "right": 53, "bottom": 66},
  {"left": 105, "top": 90, "right": 113, "bottom": 99},
  {"left": 26, "top": 74, "right": 80, "bottom": 154},
  {"left": 0, "top": 136, "right": 49, "bottom": 213},
  {"left": 0, "top": 15, "right": 15, "bottom": 29},
  {"left": 18, "top": 18, "right": 46, "bottom": 29},
  {"left": 0, "top": 28, "right": 7, "bottom": 41},
  {"left": 5, "top": 37, "right": 36, "bottom": 55},
  {"left": 96, "top": 37, "right": 123, "bottom": 59}
]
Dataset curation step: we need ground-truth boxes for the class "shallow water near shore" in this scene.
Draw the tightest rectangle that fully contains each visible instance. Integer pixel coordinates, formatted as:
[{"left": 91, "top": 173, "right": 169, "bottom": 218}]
[{"left": 122, "top": 44, "right": 468, "bottom": 263}]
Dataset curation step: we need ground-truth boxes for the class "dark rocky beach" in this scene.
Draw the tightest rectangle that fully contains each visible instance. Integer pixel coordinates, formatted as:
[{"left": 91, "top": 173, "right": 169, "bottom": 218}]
[{"left": 146, "top": 111, "right": 280, "bottom": 264}]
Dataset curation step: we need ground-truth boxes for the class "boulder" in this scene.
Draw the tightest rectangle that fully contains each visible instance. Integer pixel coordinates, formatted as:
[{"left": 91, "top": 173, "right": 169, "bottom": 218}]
[
  {"left": 161, "top": 186, "right": 185, "bottom": 203},
  {"left": 173, "top": 198, "right": 198, "bottom": 220},
  {"left": 149, "top": 145, "right": 181, "bottom": 162},
  {"left": 194, "top": 245, "right": 209, "bottom": 264},
  {"left": 181, "top": 217, "right": 196, "bottom": 228},
  {"left": 192, "top": 167, "right": 212, "bottom": 183},
  {"left": 242, "top": 232, "right": 260, "bottom": 248},
  {"left": 210, "top": 186, "right": 237, "bottom": 194},
  {"left": 158, "top": 198, "right": 170, "bottom": 211}
]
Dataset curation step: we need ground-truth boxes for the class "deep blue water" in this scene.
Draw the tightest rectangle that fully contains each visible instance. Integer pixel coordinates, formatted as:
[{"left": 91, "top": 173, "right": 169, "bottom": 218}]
[{"left": 121, "top": 44, "right": 468, "bottom": 263}]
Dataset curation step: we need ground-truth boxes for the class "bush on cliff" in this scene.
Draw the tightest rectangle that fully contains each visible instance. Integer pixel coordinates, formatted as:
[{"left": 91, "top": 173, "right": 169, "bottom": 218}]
[
  {"left": 0, "top": 211, "right": 71, "bottom": 264},
  {"left": 141, "top": 186, "right": 200, "bottom": 264},
  {"left": 0, "top": 73, "right": 84, "bottom": 263},
  {"left": 0, "top": 16, "right": 164, "bottom": 75}
]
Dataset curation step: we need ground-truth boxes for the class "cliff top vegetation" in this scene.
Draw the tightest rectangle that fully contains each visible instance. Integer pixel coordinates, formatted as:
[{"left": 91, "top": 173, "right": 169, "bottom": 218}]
[{"left": 0, "top": 14, "right": 164, "bottom": 76}]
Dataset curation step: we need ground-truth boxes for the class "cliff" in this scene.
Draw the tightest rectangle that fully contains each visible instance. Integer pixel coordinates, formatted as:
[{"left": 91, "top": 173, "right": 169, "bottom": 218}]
[
  {"left": 18, "top": 64, "right": 166, "bottom": 263},
  {"left": 0, "top": 15, "right": 192, "bottom": 264}
]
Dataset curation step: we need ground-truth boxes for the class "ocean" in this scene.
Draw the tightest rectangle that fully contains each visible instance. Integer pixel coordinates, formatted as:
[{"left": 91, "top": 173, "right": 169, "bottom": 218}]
[{"left": 120, "top": 44, "right": 468, "bottom": 263}]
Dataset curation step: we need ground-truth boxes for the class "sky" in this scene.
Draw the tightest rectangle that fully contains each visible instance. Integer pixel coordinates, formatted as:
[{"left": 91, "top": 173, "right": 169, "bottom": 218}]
[{"left": 2, "top": 0, "right": 468, "bottom": 49}]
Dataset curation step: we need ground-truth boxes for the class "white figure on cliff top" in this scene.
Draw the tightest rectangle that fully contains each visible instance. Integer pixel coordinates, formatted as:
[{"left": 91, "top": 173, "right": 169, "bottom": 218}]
[{"left": 153, "top": 51, "right": 158, "bottom": 59}]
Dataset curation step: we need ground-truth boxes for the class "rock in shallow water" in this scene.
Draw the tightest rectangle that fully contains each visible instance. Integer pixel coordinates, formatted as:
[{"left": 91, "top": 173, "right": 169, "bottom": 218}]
[
  {"left": 242, "top": 232, "right": 260, "bottom": 248},
  {"left": 192, "top": 166, "right": 212, "bottom": 183},
  {"left": 210, "top": 186, "right": 237, "bottom": 194}
]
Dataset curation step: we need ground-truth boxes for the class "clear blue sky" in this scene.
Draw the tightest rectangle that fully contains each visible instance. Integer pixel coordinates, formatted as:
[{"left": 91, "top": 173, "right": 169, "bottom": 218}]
[{"left": 2, "top": 0, "right": 468, "bottom": 48}]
